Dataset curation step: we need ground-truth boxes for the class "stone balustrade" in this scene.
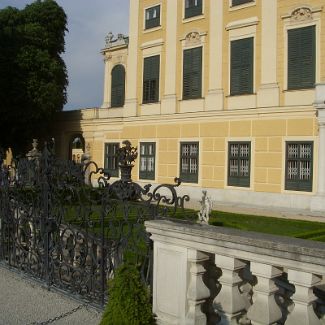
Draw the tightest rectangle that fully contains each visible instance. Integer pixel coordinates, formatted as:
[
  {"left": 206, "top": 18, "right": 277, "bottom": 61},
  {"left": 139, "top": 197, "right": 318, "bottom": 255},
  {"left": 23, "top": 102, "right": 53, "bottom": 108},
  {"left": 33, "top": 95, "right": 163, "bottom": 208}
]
[{"left": 145, "top": 219, "right": 325, "bottom": 325}]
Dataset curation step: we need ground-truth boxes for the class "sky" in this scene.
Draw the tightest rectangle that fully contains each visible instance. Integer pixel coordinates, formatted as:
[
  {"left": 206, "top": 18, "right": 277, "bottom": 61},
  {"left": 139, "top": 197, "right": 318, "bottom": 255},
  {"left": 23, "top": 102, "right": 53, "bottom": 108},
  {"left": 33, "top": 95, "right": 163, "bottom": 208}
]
[{"left": 0, "top": 0, "right": 130, "bottom": 110}]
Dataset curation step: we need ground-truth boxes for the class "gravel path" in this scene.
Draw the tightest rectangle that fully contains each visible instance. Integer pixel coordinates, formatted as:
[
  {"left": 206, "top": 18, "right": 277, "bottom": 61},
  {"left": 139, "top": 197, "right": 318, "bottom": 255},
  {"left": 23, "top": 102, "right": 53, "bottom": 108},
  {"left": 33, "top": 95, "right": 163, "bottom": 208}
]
[{"left": 0, "top": 266, "right": 102, "bottom": 325}]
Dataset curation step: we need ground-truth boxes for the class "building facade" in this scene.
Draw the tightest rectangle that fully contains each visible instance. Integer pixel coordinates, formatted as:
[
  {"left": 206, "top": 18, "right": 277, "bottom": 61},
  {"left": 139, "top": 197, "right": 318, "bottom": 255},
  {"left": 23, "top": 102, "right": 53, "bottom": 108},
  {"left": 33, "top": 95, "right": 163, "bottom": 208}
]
[{"left": 56, "top": 0, "right": 325, "bottom": 212}]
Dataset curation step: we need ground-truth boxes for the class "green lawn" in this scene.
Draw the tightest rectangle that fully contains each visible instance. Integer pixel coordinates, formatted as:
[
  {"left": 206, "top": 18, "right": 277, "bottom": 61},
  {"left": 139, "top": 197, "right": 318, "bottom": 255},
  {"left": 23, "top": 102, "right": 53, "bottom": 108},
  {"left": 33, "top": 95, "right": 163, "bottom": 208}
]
[
  {"left": 209, "top": 210, "right": 325, "bottom": 242},
  {"left": 62, "top": 202, "right": 325, "bottom": 242}
]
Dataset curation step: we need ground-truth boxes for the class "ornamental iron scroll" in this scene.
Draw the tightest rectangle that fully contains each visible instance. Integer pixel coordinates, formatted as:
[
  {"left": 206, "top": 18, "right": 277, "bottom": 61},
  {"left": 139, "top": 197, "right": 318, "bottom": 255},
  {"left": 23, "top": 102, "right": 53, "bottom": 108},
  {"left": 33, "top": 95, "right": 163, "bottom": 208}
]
[{"left": 0, "top": 139, "right": 192, "bottom": 306}]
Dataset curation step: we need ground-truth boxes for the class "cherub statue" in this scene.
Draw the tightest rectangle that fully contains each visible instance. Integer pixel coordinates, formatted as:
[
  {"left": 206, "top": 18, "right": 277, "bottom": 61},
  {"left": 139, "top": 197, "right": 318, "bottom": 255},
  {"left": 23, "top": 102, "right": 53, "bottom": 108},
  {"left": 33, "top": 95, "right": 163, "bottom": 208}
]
[{"left": 197, "top": 190, "right": 212, "bottom": 224}]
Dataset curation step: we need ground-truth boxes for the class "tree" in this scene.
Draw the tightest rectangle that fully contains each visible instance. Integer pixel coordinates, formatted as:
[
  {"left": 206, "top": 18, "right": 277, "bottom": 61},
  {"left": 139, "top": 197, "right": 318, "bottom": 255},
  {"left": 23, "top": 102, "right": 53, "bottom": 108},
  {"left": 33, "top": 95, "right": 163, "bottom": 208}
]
[{"left": 0, "top": 0, "right": 68, "bottom": 155}]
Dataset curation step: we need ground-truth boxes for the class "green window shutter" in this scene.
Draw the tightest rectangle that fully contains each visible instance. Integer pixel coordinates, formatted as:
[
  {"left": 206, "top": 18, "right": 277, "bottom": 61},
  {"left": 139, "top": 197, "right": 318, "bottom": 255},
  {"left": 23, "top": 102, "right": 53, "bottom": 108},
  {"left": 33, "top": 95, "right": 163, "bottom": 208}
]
[
  {"left": 111, "top": 65, "right": 125, "bottom": 108},
  {"left": 179, "top": 142, "right": 199, "bottom": 183},
  {"left": 230, "top": 37, "right": 253, "bottom": 96},
  {"left": 145, "top": 5, "right": 160, "bottom": 29},
  {"left": 183, "top": 47, "right": 202, "bottom": 100},
  {"left": 104, "top": 143, "right": 120, "bottom": 177},
  {"left": 285, "top": 142, "right": 313, "bottom": 192},
  {"left": 288, "top": 26, "right": 315, "bottom": 90},
  {"left": 139, "top": 142, "right": 156, "bottom": 180},
  {"left": 228, "top": 142, "right": 251, "bottom": 187},
  {"left": 143, "top": 55, "right": 160, "bottom": 103},
  {"left": 185, "top": 0, "right": 202, "bottom": 19},
  {"left": 232, "top": 0, "right": 253, "bottom": 6}
]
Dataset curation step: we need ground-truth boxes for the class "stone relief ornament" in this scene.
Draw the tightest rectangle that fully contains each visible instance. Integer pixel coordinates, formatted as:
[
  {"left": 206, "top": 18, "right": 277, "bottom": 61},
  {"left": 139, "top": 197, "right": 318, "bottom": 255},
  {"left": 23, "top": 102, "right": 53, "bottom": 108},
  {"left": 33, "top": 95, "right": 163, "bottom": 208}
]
[
  {"left": 291, "top": 7, "right": 313, "bottom": 22},
  {"left": 197, "top": 190, "right": 212, "bottom": 224},
  {"left": 185, "top": 31, "right": 201, "bottom": 46}
]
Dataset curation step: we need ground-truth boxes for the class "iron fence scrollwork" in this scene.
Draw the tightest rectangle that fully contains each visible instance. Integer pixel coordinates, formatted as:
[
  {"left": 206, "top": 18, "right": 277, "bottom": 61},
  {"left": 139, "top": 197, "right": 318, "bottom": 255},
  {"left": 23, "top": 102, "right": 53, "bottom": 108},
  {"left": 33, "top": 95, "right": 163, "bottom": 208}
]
[{"left": 0, "top": 140, "right": 191, "bottom": 306}]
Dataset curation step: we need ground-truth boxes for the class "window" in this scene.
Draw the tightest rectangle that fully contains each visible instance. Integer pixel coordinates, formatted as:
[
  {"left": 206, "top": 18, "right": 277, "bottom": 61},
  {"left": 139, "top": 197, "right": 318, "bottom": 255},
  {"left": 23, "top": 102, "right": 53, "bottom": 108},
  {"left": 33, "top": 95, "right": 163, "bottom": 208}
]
[
  {"left": 111, "top": 65, "right": 125, "bottom": 108},
  {"left": 143, "top": 55, "right": 160, "bottom": 103},
  {"left": 285, "top": 142, "right": 313, "bottom": 192},
  {"left": 139, "top": 143, "right": 156, "bottom": 180},
  {"left": 230, "top": 37, "right": 254, "bottom": 96},
  {"left": 288, "top": 26, "right": 315, "bottom": 90},
  {"left": 145, "top": 5, "right": 160, "bottom": 29},
  {"left": 185, "top": 0, "right": 202, "bottom": 19},
  {"left": 180, "top": 142, "right": 199, "bottom": 183},
  {"left": 104, "top": 143, "right": 120, "bottom": 177},
  {"left": 228, "top": 142, "right": 251, "bottom": 187},
  {"left": 183, "top": 47, "right": 202, "bottom": 100},
  {"left": 232, "top": 0, "right": 254, "bottom": 6}
]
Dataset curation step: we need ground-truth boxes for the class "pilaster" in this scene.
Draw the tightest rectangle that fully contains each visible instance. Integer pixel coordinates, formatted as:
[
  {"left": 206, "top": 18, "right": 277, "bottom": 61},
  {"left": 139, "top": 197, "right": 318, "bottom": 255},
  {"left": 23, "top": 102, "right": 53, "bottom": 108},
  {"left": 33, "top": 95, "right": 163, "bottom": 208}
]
[
  {"left": 205, "top": 0, "right": 223, "bottom": 111},
  {"left": 311, "top": 82, "right": 325, "bottom": 211},
  {"left": 257, "top": 0, "right": 279, "bottom": 108},
  {"left": 124, "top": 0, "right": 139, "bottom": 117},
  {"left": 161, "top": 0, "right": 178, "bottom": 115},
  {"left": 101, "top": 56, "right": 111, "bottom": 108}
]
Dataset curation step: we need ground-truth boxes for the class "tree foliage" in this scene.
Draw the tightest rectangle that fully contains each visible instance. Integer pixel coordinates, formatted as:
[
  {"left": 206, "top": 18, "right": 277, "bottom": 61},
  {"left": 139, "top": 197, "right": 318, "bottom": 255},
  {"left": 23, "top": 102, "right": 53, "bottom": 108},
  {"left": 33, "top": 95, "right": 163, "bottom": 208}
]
[{"left": 0, "top": 0, "right": 68, "bottom": 155}]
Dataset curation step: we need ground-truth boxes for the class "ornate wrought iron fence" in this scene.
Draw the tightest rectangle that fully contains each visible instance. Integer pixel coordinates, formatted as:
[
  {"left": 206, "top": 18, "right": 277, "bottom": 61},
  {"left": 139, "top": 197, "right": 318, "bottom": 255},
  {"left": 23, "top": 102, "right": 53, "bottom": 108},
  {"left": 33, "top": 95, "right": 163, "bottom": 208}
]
[{"left": 0, "top": 141, "right": 191, "bottom": 306}]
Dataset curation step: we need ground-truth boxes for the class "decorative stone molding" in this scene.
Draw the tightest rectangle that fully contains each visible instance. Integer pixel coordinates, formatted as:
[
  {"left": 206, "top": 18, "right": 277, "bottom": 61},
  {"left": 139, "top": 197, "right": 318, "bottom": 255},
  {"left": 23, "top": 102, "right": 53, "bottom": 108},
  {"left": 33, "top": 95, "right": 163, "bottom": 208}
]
[
  {"left": 291, "top": 7, "right": 313, "bottom": 22},
  {"left": 104, "top": 32, "right": 129, "bottom": 49},
  {"left": 281, "top": 6, "right": 323, "bottom": 21},
  {"left": 225, "top": 17, "right": 259, "bottom": 31},
  {"left": 185, "top": 32, "right": 201, "bottom": 46},
  {"left": 180, "top": 31, "right": 207, "bottom": 47},
  {"left": 140, "top": 38, "right": 164, "bottom": 50}
]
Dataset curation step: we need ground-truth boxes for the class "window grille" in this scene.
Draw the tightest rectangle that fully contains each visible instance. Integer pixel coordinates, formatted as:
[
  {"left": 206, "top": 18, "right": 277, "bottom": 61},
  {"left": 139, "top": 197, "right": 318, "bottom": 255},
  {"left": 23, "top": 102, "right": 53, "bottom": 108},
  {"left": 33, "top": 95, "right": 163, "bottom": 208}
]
[
  {"left": 104, "top": 143, "right": 120, "bottom": 177},
  {"left": 228, "top": 142, "right": 251, "bottom": 187},
  {"left": 139, "top": 142, "right": 156, "bottom": 180},
  {"left": 180, "top": 142, "right": 199, "bottom": 183},
  {"left": 285, "top": 142, "right": 313, "bottom": 191}
]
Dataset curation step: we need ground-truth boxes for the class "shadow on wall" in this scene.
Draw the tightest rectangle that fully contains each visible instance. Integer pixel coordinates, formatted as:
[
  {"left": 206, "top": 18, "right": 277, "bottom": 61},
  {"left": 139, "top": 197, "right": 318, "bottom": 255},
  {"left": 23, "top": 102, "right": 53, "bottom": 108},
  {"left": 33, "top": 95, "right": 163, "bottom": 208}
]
[{"left": 52, "top": 109, "right": 85, "bottom": 162}]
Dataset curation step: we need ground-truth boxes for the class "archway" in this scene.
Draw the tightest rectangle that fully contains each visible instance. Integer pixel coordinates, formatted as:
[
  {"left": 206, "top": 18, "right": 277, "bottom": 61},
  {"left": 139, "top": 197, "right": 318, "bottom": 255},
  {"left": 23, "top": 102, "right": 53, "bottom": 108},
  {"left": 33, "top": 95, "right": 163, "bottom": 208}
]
[{"left": 68, "top": 134, "right": 85, "bottom": 163}]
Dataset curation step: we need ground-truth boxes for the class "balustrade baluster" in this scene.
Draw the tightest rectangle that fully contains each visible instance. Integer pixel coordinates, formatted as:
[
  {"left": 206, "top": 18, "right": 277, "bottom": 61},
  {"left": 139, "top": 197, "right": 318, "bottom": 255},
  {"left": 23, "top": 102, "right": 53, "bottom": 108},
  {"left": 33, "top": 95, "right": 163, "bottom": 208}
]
[
  {"left": 185, "top": 249, "right": 210, "bottom": 325},
  {"left": 247, "top": 262, "right": 282, "bottom": 325},
  {"left": 286, "top": 270, "right": 322, "bottom": 325},
  {"left": 214, "top": 254, "right": 247, "bottom": 324}
]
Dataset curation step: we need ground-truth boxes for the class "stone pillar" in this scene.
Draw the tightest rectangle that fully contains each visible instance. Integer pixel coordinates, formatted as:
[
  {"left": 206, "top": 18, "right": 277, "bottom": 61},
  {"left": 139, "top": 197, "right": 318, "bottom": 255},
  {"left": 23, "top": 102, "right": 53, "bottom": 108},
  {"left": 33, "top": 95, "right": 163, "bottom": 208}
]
[
  {"left": 311, "top": 83, "right": 325, "bottom": 211},
  {"left": 286, "top": 270, "right": 322, "bottom": 325},
  {"left": 161, "top": 0, "right": 178, "bottom": 115},
  {"left": 185, "top": 249, "right": 210, "bottom": 325},
  {"left": 205, "top": 0, "right": 224, "bottom": 111},
  {"left": 257, "top": 0, "right": 279, "bottom": 108},
  {"left": 247, "top": 262, "right": 282, "bottom": 325},
  {"left": 124, "top": 0, "right": 139, "bottom": 117},
  {"left": 214, "top": 255, "right": 247, "bottom": 324}
]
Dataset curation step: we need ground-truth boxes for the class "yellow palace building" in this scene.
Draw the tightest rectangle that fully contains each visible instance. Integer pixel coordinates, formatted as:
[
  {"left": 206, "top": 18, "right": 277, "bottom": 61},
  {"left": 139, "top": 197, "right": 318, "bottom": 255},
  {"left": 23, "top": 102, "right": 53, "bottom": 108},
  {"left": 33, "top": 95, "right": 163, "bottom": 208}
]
[{"left": 55, "top": 0, "right": 325, "bottom": 213}]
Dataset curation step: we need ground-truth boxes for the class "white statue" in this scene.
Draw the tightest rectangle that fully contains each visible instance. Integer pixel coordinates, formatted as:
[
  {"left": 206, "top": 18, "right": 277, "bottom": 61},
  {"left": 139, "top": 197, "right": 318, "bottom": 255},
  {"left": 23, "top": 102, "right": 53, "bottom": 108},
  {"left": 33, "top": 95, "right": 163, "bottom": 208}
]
[{"left": 197, "top": 190, "right": 212, "bottom": 224}]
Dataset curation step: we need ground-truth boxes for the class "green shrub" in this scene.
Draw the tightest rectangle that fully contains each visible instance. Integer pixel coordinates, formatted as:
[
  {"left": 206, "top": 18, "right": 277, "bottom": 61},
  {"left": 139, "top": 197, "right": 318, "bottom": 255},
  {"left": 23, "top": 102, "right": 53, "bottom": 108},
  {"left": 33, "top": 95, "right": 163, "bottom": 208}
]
[{"left": 100, "top": 263, "right": 155, "bottom": 325}]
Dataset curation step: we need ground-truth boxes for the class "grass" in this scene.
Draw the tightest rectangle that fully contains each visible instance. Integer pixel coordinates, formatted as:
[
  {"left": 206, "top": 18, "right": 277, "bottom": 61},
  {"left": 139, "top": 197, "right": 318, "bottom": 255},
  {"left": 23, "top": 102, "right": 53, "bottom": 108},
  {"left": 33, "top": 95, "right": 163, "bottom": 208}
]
[
  {"left": 209, "top": 210, "right": 325, "bottom": 242},
  {"left": 61, "top": 199, "right": 325, "bottom": 243}
]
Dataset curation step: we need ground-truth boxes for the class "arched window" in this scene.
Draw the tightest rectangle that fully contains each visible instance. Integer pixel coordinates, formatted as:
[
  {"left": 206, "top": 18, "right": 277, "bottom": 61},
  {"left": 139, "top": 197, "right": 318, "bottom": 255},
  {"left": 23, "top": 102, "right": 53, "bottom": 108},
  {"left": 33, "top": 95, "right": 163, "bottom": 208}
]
[{"left": 111, "top": 65, "right": 125, "bottom": 108}]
